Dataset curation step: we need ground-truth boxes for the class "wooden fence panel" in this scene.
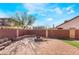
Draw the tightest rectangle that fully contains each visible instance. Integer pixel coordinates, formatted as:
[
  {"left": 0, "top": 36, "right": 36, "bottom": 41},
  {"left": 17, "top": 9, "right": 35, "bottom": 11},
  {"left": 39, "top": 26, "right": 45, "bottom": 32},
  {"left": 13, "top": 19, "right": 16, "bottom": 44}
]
[
  {"left": 48, "top": 30, "right": 69, "bottom": 39},
  {"left": 0, "top": 29, "right": 17, "bottom": 39},
  {"left": 75, "top": 30, "right": 79, "bottom": 40}
]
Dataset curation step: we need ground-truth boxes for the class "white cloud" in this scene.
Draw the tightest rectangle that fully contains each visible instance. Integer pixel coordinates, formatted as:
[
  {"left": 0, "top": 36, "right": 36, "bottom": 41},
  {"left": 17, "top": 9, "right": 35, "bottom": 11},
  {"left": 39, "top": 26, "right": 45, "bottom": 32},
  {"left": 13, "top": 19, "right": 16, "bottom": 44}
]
[
  {"left": 0, "top": 10, "right": 9, "bottom": 18},
  {"left": 53, "top": 7, "right": 63, "bottom": 14},
  {"left": 65, "top": 5, "right": 75, "bottom": 14},
  {"left": 47, "top": 18, "right": 53, "bottom": 21},
  {"left": 23, "top": 3, "right": 52, "bottom": 18},
  {"left": 66, "top": 6, "right": 72, "bottom": 11},
  {"left": 67, "top": 9, "right": 74, "bottom": 14},
  {"left": 23, "top": 3, "right": 45, "bottom": 14},
  {"left": 27, "top": 12, "right": 32, "bottom": 14}
]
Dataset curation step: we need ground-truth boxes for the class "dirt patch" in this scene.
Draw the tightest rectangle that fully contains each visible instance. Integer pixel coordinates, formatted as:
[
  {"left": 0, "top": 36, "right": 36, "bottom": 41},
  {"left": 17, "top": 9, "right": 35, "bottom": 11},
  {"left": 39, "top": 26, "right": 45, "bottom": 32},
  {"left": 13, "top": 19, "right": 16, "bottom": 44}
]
[{"left": 0, "top": 38, "right": 79, "bottom": 55}]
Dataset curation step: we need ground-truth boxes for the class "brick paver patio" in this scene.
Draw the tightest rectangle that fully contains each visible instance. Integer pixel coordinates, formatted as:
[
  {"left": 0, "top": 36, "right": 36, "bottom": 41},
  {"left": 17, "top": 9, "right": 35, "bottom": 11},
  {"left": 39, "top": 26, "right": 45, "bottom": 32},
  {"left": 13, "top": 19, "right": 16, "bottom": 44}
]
[{"left": 0, "top": 38, "right": 79, "bottom": 55}]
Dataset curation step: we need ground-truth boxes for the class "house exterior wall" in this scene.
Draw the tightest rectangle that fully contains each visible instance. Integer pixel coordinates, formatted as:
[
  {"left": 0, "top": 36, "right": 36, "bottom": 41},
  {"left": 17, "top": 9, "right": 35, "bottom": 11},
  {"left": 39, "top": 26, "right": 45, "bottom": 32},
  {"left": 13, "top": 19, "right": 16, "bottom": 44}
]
[
  {"left": 0, "top": 19, "right": 9, "bottom": 26},
  {"left": 57, "top": 17, "right": 79, "bottom": 29},
  {"left": 0, "top": 18, "right": 15, "bottom": 27}
]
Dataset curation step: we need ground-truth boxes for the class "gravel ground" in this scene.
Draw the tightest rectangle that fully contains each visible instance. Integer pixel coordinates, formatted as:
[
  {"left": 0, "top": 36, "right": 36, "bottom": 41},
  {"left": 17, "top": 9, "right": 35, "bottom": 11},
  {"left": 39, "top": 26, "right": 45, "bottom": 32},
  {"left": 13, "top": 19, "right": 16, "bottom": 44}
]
[{"left": 0, "top": 38, "right": 79, "bottom": 55}]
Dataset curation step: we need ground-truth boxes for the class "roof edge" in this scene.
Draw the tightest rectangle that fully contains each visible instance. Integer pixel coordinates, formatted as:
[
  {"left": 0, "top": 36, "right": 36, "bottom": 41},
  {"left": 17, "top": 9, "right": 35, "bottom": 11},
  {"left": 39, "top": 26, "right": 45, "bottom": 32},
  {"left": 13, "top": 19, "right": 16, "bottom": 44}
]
[{"left": 56, "top": 15, "right": 79, "bottom": 28}]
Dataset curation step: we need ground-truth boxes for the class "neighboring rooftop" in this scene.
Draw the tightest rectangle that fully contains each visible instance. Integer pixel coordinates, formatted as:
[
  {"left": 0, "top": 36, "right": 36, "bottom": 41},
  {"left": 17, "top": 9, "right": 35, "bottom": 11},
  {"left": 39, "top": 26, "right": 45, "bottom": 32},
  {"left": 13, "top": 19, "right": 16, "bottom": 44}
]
[{"left": 56, "top": 16, "right": 79, "bottom": 28}]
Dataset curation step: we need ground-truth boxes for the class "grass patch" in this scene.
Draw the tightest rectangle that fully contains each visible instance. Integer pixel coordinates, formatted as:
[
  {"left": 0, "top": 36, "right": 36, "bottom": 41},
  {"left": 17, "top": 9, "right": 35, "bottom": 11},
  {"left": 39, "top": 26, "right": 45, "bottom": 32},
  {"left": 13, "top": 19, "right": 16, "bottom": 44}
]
[{"left": 64, "top": 40, "right": 79, "bottom": 48}]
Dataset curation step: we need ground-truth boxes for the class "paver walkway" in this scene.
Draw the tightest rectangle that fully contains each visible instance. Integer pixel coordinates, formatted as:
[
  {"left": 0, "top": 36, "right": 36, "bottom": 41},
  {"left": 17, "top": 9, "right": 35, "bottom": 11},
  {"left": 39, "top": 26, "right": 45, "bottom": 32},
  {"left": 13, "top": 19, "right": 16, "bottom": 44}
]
[{"left": 0, "top": 38, "right": 79, "bottom": 55}]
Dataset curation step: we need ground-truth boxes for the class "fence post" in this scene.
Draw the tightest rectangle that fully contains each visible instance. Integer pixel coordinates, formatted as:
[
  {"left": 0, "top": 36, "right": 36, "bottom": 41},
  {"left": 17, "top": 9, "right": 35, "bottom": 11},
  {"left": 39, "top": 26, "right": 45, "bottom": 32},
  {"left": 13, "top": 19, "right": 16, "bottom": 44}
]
[
  {"left": 69, "top": 28, "right": 75, "bottom": 39},
  {"left": 46, "top": 29, "right": 48, "bottom": 38},
  {"left": 16, "top": 29, "right": 19, "bottom": 37}
]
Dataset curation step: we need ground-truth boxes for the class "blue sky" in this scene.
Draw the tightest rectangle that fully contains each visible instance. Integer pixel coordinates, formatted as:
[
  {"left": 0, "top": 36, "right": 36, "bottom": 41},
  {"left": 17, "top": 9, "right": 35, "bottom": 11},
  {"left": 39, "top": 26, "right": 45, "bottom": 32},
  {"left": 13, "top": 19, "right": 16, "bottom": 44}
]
[{"left": 0, "top": 3, "right": 79, "bottom": 27}]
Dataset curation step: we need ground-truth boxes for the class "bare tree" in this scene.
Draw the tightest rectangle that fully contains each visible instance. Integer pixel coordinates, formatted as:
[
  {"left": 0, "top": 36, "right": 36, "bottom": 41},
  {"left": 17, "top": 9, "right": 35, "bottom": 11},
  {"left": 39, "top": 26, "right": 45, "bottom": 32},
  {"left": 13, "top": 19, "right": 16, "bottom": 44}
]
[{"left": 11, "top": 12, "right": 36, "bottom": 28}]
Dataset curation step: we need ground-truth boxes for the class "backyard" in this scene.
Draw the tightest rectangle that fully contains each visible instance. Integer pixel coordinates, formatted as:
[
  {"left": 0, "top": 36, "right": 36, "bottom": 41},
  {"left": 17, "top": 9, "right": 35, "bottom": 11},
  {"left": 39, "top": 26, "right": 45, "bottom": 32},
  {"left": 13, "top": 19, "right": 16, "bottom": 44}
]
[{"left": 0, "top": 3, "right": 79, "bottom": 55}]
